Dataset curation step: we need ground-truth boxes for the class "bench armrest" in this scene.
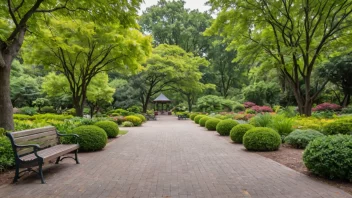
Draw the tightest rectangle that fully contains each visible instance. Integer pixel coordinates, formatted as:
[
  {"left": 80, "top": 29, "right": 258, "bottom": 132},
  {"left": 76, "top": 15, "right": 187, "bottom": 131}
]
[{"left": 57, "top": 133, "right": 79, "bottom": 144}]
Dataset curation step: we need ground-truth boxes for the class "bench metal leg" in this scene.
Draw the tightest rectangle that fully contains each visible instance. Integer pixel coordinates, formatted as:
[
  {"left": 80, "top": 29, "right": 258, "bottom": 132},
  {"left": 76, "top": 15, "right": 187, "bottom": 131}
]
[
  {"left": 55, "top": 157, "right": 61, "bottom": 164},
  {"left": 38, "top": 160, "right": 45, "bottom": 184},
  {"left": 13, "top": 164, "right": 20, "bottom": 183},
  {"left": 75, "top": 150, "right": 80, "bottom": 164}
]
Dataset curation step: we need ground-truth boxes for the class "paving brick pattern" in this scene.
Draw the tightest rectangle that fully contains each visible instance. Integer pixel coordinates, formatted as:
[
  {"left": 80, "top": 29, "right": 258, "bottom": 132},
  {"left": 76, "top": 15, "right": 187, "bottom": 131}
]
[{"left": 0, "top": 116, "right": 351, "bottom": 198}]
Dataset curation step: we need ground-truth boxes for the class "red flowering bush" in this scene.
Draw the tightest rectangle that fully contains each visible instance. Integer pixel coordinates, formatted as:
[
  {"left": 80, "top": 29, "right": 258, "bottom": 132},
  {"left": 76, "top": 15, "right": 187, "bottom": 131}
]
[
  {"left": 312, "top": 103, "right": 342, "bottom": 112},
  {"left": 244, "top": 102, "right": 256, "bottom": 108},
  {"left": 251, "top": 105, "right": 273, "bottom": 113}
]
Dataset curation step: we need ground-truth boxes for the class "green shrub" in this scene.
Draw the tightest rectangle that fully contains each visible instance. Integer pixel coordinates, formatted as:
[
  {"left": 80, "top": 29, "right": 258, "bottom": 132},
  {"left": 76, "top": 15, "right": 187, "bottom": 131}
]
[
  {"left": 199, "top": 117, "right": 211, "bottom": 127},
  {"left": 64, "top": 108, "right": 76, "bottom": 116},
  {"left": 0, "top": 136, "right": 14, "bottom": 171},
  {"left": 323, "top": 120, "right": 352, "bottom": 135},
  {"left": 303, "top": 135, "right": 352, "bottom": 181},
  {"left": 127, "top": 105, "right": 142, "bottom": 113},
  {"left": 112, "top": 109, "right": 131, "bottom": 116},
  {"left": 134, "top": 114, "right": 147, "bottom": 122},
  {"left": 124, "top": 116, "right": 142, "bottom": 126},
  {"left": 40, "top": 106, "right": 56, "bottom": 113},
  {"left": 20, "top": 107, "right": 37, "bottom": 116},
  {"left": 205, "top": 118, "right": 221, "bottom": 131},
  {"left": 269, "top": 116, "right": 293, "bottom": 137},
  {"left": 94, "top": 121, "right": 119, "bottom": 138},
  {"left": 243, "top": 127, "right": 281, "bottom": 151},
  {"left": 122, "top": 121, "right": 134, "bottom": 127},
  {"left": 190, "top": 113, "right": 199, "bottom": 120},
  {"left": 233, "top": 104, "right": 245, "bottom": 112},
  {"left": 71, "top": 125, "right": 107, "bottom": 151},
  {"left": 13, "top": 114, "right": 32, "bottom": 120},
  {"left": 216, "top": 120, "right": 239, "bottom": 136},
  {"left": 284, "top": 129, "right": 325, "bottom": 149},
  {"left": 230, "top": 124, "right": 254, "bottom": 143},
  {"left": 249, "top": 113, "right": 272, "bottom": 127},
  {"left": 194, "top": 115, "right": 206, "bottom": 124},
  {"left": 33, "top": 114, "right": 74, "bottom": 121}
]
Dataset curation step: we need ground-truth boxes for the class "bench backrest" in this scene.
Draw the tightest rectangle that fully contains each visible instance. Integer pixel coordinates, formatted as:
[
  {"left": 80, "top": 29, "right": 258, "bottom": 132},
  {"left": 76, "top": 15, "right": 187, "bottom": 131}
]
[{"left": 7, "top": 126, "right": 59, "bottom": 157}]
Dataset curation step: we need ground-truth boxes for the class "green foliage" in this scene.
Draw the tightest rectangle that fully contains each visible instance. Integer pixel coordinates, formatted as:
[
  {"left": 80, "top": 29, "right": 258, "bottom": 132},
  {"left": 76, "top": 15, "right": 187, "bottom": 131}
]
[
  {"left": 124, "top": 116, "right": 143, "bottom": 126},
  {"left": 233, "top": 104, "right": 245, "bottom": 112},
  {"left": 127, "top": 106, "right": 142, "bottom": 113},
  {"left": 190, "top": 113, "right": 199, "bottom": 120},
  {"left": 303, "top": 135, "right": 352, "bottom": 181},
  {"left": 243, "top": 127, "right": 281, "bottom": 151},
  {"left": 242, "top": 81, "right": 281, "bottom": 106},
  {"left": 134, "top": 114, "right": 147, "bottom": 122},
  {"left": 13, "top": 114, "right": 31, "bottom": 120},
  {"left": 94, "top": 121, "right": 119, "bottom": 138},
  {"left": 40, "top": 106, "right": 56, "bottom": 114},
  {"left": 10, "top": 73, "right": 41, "bottom": 108},
  {"left": 0, "top": 137, "right": 14, "bottom": 171},
  {"left": 205, "top": 118, "right": 221, "bottom": 131},
  {"left": 199, "top": 117, "right": 211, "bottom": 127},
  {"left": 194, "top": 115, "right": 206, "bottom": 124},
  {"left": 323, "top": 120, "right": 352, "bottom": 135},
  {"left": 33, "top": 114, "right": 73, "bottom": 121},
  {"left": 71, "top": 125, "right": 107, "bottom": 152},
  {"left": 196, "top": 95, "right": 223, "bottom": 112},
  {"left": 122, "top": 121, "right": 134, "bottom": 127},
  {"left": 284, "top": 129, "right": 325, "bottom": 149},
  {"left": 249, "top": 114, "right": 273, "bottom": 127},
  {"left": 19, "top": 107, "right": 37, "bottom": 116},
  {"left": 270, "top": 116, "right": 293, "bottom": 137},
  {"left": 230, "top": 124, "right": 254, "bottom": 143},
  {"left": 341, "top": 106, "right": 352, "bottom": 114},
  {"left": 216, "top": 119, "right": 239, "bottom": 136}
]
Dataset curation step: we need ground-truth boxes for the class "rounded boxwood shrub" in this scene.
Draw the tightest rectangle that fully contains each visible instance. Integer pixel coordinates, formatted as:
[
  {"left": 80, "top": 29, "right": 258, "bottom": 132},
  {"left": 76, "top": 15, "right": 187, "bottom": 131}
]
[
  {"left": 194, "top": 115, "right": 206, "bottom": 124},
  {"left": 134, "top": 114, "right": 146, "bottom": 122},
  {"left": 303, "top": 135, "right": 352, "bottom": 181},
  {"left": 72, "top": 125, "right": 107, "bottom": 152},
  {"left": 205, "top": 118, "right": 221, "bottom": 131},
  {"left": 122, "top": 121, "right": 134, "bottom": 127},
  {"left": 190, "top": 113, "right": 199, "bottom": 121},
  {"left": 322, "top": 120, "right": 352, "bottom": 135},
  {"left": 230, "top": 124, "right": 254, "bottom": 143},
  {"left": 284, "top": 129, "right": 324, "bottom": 149},
  {"left": 199, "top": 117, "right": 211, "bottom": 127},
  {"left": 216, "top": 120, "right": 239, "bottom": 136},
  {"left": 124, "top": 116, "right": 142, "bottom": 126},
  {"left": 94, "top": 121, "right": 119, "bottom": 138},
  {"left": 243, "top": 127, "right": 281, "bottom": 151}
]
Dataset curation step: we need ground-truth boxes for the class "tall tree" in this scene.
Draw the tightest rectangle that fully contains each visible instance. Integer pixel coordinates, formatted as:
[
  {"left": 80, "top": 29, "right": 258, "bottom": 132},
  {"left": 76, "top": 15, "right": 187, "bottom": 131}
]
[
  {"left": 206, "top": 0, "right": 352, "bottom": 116},
  {"left": 25, "top": 18, "right": 152, "bottom": 116},
  {"left": 0, "top": 0, "right": 144, "bottom": 130},
  {"left": 139, "top": 0, "right": 213, "bottom": 56}
]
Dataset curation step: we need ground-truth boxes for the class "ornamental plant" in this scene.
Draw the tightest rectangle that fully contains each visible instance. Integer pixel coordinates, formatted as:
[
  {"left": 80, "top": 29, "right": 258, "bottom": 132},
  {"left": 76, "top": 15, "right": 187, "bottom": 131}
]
[
  {"left": 71, "top": 125, "right": 108, "bottom": 152},
  {"left": 312, "top": 103, "right": 342, "bottom": 112},
  {"left": 216, "top": 120, "right": 239, "bottom": 136},
  {"left": 323, "top": 119, "right": 352, "bottom": 135},
  {"left": 194, "top": 115, "right": 206, "bottom": 124},
  {"left": 124, "top": 116, "right": 143, "bottom": 126},
  {"left": 94, "top": 121, "right": 119, "bottom": 138},
  {"left": 230, "top": 124, "right": 254, "bottom": 143},
  {"left": 284, "top": 129, "right": 324, "bottom": 149},
  {"left": 199, "top": 117, "right": 211, "bottom": 127},
  {"left": 244, "top": 102, "right": 256, "bottom": 108},
  {"left": 205, "top": 118, "right": 221, "bottom": 131},
  {"left": 243, "top": 127, "right": 281, "bottom": 151},
  {"left": 251, "top": 105, "right": 273, "bottom": 113}
]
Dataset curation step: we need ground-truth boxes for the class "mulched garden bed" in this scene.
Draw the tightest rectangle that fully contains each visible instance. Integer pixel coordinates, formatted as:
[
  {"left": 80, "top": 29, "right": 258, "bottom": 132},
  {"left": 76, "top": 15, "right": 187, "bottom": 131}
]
[{"left": 254, "top": 144, "right": 352, "bottom": 195}]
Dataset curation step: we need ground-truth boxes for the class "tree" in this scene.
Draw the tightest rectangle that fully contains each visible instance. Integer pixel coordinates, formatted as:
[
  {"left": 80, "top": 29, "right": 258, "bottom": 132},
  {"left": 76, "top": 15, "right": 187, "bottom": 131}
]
[
  {"left": 206, "top": 0, "right": 352, "bottom": 116},
  {"left": 0, "top": 0, "right": 144, "bottom": 130},
  {"left": 242, "top": 81, "right": 281, "bottom": 106},
  {"left": 25, "top": 18, "right": 152, "bottom": 116},
  {"left": 139, "top": 0, "right": 213, "bottom": 56},
  {"left": 319, "top": 55, "right": 352, "bottom": 107},
  {"left": 87, "top": 73, "right": 115, "bottom": 118}
]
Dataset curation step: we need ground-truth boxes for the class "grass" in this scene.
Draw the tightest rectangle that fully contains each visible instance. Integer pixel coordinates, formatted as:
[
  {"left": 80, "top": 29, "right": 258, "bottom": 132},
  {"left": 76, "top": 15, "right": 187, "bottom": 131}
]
[{"left": 119, "top": 130, "right": 128, "bottom": 135}]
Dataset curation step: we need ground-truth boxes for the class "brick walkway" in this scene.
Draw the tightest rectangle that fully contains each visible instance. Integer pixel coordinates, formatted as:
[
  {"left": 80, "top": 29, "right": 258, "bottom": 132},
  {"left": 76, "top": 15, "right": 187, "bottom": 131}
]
[{"left": 0, "top": 116, "right": 351, "bottom": 198}]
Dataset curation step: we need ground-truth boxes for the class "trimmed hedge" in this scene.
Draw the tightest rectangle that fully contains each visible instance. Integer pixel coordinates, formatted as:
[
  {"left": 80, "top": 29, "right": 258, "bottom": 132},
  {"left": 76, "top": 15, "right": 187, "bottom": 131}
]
[
  {"left": 323, "top": 120, "right": 352, "bottom": 135},
  {"left": 194, "top": 115, "right": 206, "bottom": 124},
  {"left": 199, "top": 117, "right": 211, "bottom": 127},
  {"left": 303, "top": 135, "right": 352, "bottom": 181},
  {"left": 284, "top": 129, "right": 324, "bottom": 149},
  {"left": 243, "top": 127, "right": 281, "bottom": 151},
  {"left": 134, "top": 114, "right": 147, "bottom": 122},
  {"left": 124, "top": 116, "right": 142, "bottom": 126},
  {"left": 230, "top": 124, "right": 254, "bottom": 143},
  {"left": 94, "top": 121, "right": 119, "bottom": 138},
  {"left": 190, "top": 113, "right": 199, "bottom": 120},
  {"left": 216, "top": 120, "right": 239, "bottom": 136},
  {"left": 205, "top": 118, "right": 221, "bottom": 131},
  {"left": 72, "top": 125, "right": 107, "bottom": 152}
]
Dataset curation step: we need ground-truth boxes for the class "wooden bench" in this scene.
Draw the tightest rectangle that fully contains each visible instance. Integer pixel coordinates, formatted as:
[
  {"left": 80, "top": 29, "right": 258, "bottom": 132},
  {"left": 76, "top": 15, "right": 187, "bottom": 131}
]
[
  {"left": 6, "top": 126, "right": 80, "bottom": 184},
  {"left": 178, "top": 115, "right": 188, "bottom": 120}
]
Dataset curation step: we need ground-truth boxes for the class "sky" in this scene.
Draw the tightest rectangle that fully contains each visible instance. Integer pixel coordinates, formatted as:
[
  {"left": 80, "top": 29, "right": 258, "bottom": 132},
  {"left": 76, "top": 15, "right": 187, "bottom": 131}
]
[{"left": 139, "top": 0, "right": 210, "bottom": 14}]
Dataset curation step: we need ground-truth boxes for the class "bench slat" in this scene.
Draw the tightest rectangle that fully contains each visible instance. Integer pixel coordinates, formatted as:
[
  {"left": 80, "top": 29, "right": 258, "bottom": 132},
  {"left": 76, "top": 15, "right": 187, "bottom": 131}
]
[
  {"left": 20, "top": 144, "right": 79, "bottom": 162},
  {"left": 11, "top": 126, "right": 56, "bottom": 138}
]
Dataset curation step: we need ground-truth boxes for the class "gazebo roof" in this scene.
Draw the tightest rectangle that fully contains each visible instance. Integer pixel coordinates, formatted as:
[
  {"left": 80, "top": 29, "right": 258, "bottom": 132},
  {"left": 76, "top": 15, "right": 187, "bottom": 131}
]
[{"left": 153, "top": 93, "right": 171, "bottom": 103}]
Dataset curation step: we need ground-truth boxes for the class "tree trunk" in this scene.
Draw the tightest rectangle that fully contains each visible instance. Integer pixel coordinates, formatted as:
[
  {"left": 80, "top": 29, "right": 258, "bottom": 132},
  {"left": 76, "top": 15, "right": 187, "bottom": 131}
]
[
  {"left": 0, "top": 66, "right": 14, "bottom": 130},
  {"left": 342, "top": 94, "right": 351, "bottom": 108},
  {"left": 187, "top": 94, "right": 192, "bottom": 112}
]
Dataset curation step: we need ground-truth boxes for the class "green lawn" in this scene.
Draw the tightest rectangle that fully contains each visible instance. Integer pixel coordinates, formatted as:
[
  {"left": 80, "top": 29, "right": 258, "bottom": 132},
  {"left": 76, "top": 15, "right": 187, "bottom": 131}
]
[{"left": 119, "top": 130, "right": 128, "bottom": 135}]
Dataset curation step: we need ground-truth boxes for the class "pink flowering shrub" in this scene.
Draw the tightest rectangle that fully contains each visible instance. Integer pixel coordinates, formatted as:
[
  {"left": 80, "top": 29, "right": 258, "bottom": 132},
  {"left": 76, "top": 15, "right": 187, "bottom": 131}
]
[
  {"left": 244, "top": 102, "right": 256, "bottom": 108},
  {"left": 251, "top": 105, "right": 273, "bottom": 113},
  {"left": 312, "top": 103, "right": 342, "bottom": 112}
]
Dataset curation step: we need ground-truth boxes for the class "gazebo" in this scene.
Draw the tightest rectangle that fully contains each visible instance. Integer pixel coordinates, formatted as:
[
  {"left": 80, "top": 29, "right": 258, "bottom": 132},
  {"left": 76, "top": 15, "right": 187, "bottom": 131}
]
[{"left": 153, "top": 93, "right": 171, "bottom": 115}]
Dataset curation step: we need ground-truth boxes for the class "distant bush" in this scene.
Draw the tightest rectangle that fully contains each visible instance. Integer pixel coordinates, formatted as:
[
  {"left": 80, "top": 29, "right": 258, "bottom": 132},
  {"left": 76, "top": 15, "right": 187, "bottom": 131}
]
[
  {"left": 64, "top": 108, "right": 76, "bottom": 116},
  {"left": 243, "top": 127, "right": 281, "bottom": 151},
  {"left": 20, "top": 106, "right": 37, "bottom": 115},
  {"left": 190, "top": 113, "right": 199, "bottom": 120},
  {"left": 127, "top": 106, "right": 142, "bottom": 113},
  {"left": 244, "top": 102, "right": 256, "bottom": 108},
  {"left": 71, "top": 125, "right": 107, "bottom": 152},
  {"left": 111, "top": 116, "right": 125, "bottom": 125},
  {"left": 323, "top": 120, "right": 352, "bottom": 135},
  {"left": 249, "top": 113, "right": 272, "bottom": 127},
  {"left": 33, "top": 114, "right": 74, "bottom": 121},
  {"left": 251, "top": 105, "right": 273, "bottom": 113},
  {"left": 199, "top": 117, "right": 211, "bottom": 127},
  {"left": 13, "top": 114, "right": 32, "bottom": 120},
  {"left": 194, "top": 115, "right": 206, "bottom": 124},
  {"left": 230, "top": 124, "right": 254, "bottom": 143},
  {"left": 124, "top": 116, "right": 142, "bottom": 126},
  {"left": 122, "top": 121, "right": 134, "bottom": 127},
  {"left": 205, "top": 118, "right": 221, "bottom": 131},
  {"left": 216, "top": 120, "right": 239, "bottom": 136},
  {"left": 303, "top": 135, "right": 352, "bottom": 181},
  {"left": 94, "top": 121, "right": 119, "bottom": 138},
  {"left": 233, "top": 104, "right": 245, "bottom": 112},
  {"left": 312, "top": 103, "right": 341, "bottom": 112},
  {"left": 284, "top": 129, "right": 324, "bottom": 149},
  {"left": 134, "top": 114, "right": 147, "bottom": 122},
  {"left": 40, "top": 106, "right": 56, "bottom": 114},
  {"left": 341, "top": 106, "right": 352, "bottom": 114},
  {"left": 111, "top": 109, "right": 131, "bottom": 116}
]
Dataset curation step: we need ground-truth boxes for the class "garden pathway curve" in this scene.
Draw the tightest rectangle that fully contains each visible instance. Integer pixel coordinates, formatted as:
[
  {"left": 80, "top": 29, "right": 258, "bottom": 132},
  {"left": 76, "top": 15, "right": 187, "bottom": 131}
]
[{"left": 0, "top": 115, "right": 351, "bottom": 198}]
